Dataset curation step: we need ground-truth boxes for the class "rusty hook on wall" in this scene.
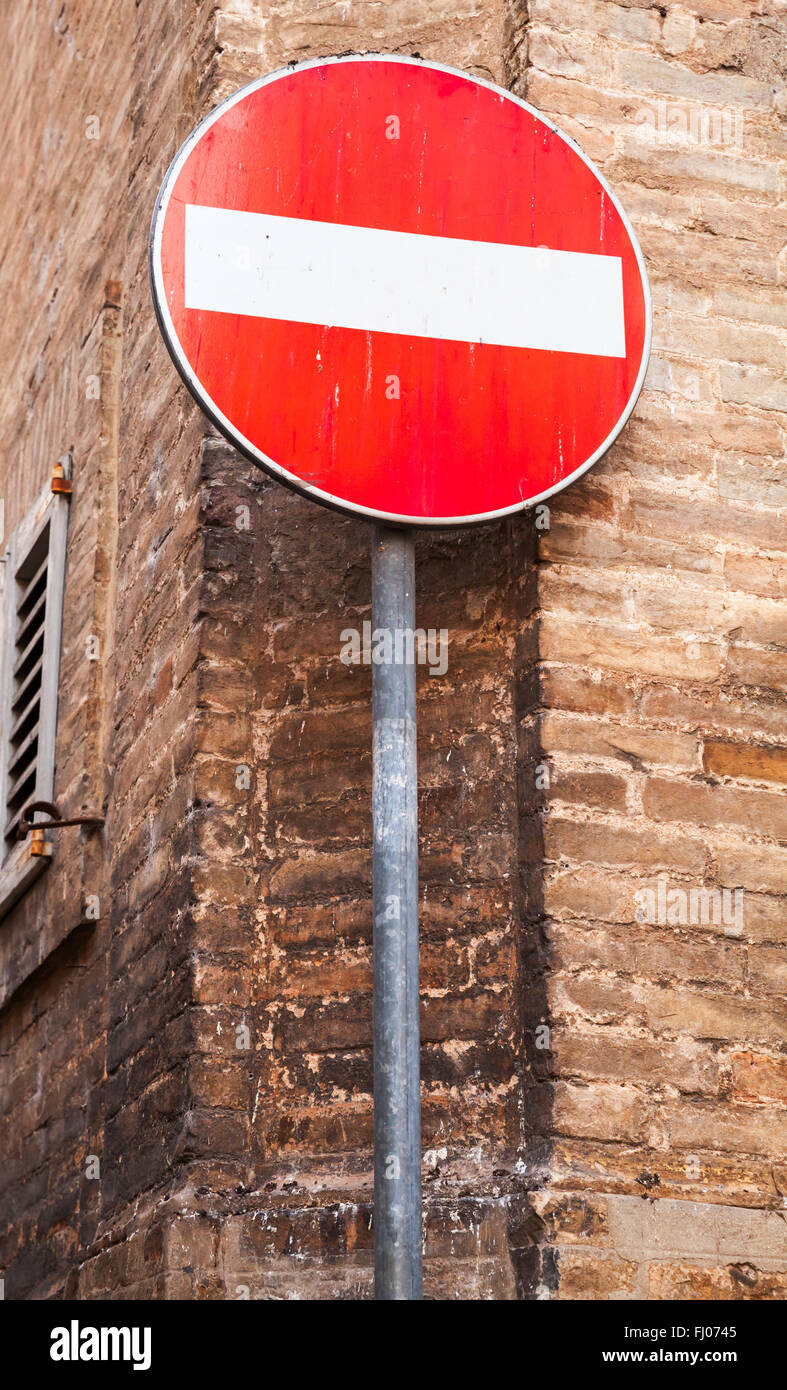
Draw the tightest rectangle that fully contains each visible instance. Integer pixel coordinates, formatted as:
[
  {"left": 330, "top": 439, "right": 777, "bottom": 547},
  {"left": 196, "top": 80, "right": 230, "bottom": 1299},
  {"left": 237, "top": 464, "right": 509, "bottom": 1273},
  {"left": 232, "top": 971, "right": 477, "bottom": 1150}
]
[{"left": 17, "top": 800, "right": 105, "bottom": 842}]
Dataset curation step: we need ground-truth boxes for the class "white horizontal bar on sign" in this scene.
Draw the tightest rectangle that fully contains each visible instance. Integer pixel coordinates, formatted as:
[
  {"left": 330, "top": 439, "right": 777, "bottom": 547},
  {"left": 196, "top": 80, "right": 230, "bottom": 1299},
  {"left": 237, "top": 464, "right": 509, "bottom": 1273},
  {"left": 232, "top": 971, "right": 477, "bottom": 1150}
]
[{"left": 184, "top": 204, "right": 626, "bottom": 358}]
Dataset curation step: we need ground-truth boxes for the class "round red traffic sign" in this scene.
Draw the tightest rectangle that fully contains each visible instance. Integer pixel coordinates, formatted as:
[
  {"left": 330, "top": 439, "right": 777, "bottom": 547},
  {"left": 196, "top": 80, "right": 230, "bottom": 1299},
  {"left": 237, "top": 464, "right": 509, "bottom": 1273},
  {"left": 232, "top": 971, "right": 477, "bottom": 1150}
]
[{"left": 150, "top": 55, "right": 651, "bottom": 527}]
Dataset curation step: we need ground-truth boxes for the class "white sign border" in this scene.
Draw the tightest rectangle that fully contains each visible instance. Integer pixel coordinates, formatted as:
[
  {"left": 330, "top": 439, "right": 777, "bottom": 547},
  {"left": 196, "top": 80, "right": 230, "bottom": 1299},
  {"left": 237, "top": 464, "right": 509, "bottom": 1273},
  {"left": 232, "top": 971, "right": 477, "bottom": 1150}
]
[{"left": 149, "top": 52, "right": 653, "bottom": 529}]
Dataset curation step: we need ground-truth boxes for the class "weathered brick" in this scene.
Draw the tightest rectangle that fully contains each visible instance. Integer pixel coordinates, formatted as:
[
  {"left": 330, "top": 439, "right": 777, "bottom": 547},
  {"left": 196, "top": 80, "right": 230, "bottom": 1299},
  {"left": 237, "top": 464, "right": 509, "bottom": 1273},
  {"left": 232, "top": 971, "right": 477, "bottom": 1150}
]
[
  {"left": 729, "top": 1050, "right": 787, "bottom": 1104},
  {"left": 703, "top": 740, "right": 787, "bottom": 784},
  {"left": 552, "top": 1080, "right": 652, "bottom": 1144},
  {"left": 748, "top": 945, "right": 787, "bottom": 999},
  {"left": 726, "top": 644, "right": 787, "bottom": 692},
  {"left": 716, "top": 841, "right": 787, "bottom": 894},
  {"left": 723, "top": 550, "right": 784, "bottom": 599},
  {"left": 650, "top": 1263, "right": 787, "bottom": 1301},
  {"left": 541, "top": 711, "right": 700, "bottom": 770},
  {"left": 643, "top": 776, "right": 787, "bottom": 840},
  {"left": 554, "top": 1250, "right": 638, "bottom": 1301},
  {"left": 548, "top": 920, "right": 746, "bottom": 991},
  {"left": 721, "top": 364, "right": 787, "bottom": 412},
  {"left": 661, "top": 1100, "right": 786, "bottom": 1158},
  {"left": 623, "top": 486, "right": 784, "bottom": 552},
  {"left": 541, "top": 615, "right": 723, "bottom": 681},
  {"left": 544, "top": 815, "right": 708, "bottom": 873},
  {"left": 641, "top": 684, "right": 783, "bottom": 740},
  {"left": 550, "top": 1028, "right": 720, "bottom": 1096},
  {"left": 548, "top": 767, "right": 629, "bottom": 812}
]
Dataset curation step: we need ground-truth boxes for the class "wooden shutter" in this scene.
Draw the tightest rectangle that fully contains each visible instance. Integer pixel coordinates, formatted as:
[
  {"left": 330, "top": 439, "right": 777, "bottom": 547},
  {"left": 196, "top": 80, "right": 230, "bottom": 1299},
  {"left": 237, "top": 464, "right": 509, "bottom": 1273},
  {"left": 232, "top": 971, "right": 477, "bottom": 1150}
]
[{"left": 0, "top": 475, "right": 69, "bottom": 917}]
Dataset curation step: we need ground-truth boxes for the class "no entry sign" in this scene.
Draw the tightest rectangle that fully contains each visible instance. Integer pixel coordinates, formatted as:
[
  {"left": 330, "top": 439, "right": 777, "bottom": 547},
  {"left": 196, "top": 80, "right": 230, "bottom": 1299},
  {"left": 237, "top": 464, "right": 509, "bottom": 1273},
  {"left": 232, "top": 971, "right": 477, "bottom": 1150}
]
[{"left": 150, "top": 54, "right": 651, "bottom": 526}]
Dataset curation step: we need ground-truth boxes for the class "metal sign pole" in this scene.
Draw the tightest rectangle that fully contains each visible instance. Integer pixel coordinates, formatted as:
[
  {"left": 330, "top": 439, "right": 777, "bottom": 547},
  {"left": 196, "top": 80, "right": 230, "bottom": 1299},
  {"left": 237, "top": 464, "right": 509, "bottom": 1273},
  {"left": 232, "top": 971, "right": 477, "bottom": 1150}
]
[{"left": 371, "top": 524, "right": 422, "bottom": 1300}]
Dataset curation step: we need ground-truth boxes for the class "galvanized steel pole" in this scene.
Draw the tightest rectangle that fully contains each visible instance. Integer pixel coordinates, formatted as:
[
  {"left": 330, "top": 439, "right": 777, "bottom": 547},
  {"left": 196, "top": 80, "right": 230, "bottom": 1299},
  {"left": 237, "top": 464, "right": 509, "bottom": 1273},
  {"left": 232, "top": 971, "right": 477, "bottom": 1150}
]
[{"left": 371, "top": 525, "right": 422, "bottom": 1300}]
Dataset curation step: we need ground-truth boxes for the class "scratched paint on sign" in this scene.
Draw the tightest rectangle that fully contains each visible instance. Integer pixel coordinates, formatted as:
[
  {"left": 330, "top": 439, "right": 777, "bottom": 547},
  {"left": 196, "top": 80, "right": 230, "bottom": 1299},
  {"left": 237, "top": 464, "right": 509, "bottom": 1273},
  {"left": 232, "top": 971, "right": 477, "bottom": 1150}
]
[{"left": 152, "top": 55, "right": 650, "bottom": 525}]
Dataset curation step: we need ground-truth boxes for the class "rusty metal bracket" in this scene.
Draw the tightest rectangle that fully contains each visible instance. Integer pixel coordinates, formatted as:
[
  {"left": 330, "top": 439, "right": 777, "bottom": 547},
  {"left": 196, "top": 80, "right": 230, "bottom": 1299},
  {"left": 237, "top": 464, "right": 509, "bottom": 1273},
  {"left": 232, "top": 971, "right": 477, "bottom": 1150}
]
[
  {"left": 28, "top": 827, "right": 53, "bottom": 858},
  {"left": 17, "top": 800, "right": 105, "bottom": 842},
  {"left": 51, "top": 459, "right": 73, "bottom": 495}
]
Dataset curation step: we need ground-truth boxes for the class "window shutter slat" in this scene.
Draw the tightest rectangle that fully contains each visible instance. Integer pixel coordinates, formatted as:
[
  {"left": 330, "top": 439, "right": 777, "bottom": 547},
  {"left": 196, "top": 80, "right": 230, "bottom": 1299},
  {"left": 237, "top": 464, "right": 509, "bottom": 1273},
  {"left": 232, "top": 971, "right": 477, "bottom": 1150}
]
[
  {"left": 16, "top": 555, "right": 48, "bottom": 618},
  {"left": 14, "top": 586, "right": 47, "bottom": 654},
  {"left": 7, "top": 721, "right": 40, "bottom": 779},
  {"left": 11, "top": 656, "right": 44, "bottom": 721}
]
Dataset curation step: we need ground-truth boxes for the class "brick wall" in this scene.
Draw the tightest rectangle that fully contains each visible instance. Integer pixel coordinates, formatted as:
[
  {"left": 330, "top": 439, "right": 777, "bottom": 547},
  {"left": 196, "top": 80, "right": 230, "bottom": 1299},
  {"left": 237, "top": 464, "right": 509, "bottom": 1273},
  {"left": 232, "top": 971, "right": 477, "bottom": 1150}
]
[
  {"left": 0, "top": 0, "right": 219, "bottom": 1298},
  {"left": 0, "top": 0, "right": 784, "bottom": 1300},
  {"left": 527, "top": 0, "right": 787, "bottom": 1298}
]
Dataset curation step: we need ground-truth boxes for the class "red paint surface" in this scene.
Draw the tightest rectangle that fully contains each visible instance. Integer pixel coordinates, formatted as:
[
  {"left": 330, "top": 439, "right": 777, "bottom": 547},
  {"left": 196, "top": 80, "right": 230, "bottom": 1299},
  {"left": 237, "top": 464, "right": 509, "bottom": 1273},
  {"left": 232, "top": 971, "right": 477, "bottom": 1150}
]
[{"left": 157, "top": 59, "right": 648, "bottom": 521}]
